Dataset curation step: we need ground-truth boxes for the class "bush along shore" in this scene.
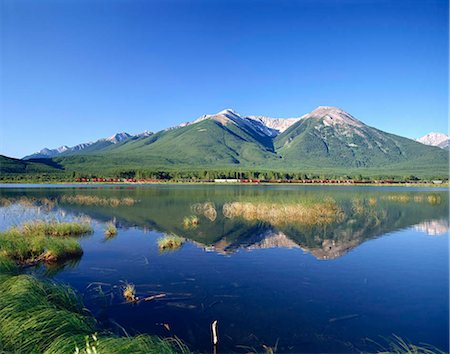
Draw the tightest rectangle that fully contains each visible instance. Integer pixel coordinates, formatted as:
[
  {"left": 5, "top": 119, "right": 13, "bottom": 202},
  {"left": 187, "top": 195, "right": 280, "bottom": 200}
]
[{"left": 0, "top": 221, "right": 187, "bottom": 354}]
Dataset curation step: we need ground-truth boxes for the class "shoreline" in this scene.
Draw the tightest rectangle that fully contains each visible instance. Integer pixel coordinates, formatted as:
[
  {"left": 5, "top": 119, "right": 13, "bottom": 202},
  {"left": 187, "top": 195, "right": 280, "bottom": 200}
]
[{"left": 0, "top": 181, "right": 448, "bottom": 188}]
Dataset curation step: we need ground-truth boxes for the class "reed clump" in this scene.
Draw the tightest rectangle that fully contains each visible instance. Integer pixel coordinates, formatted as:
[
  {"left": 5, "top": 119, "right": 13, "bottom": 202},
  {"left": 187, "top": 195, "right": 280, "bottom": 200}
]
[
  {"left": 191, "top": 202, "right": 217, "bottom": 221},
  {"left": 104, "top": 223, "right": 118, "bottom": 237},
  {"left": 60, "top": 195, "right": 136, "bottom": 207},
  {"left": 183, "top": 215, "right": 200, "bottom": 229},
  {"left": 158, "top": 234, "right": 185, "bottom": 251},
  {"left": 222, "top": 199, "right": 344, "bottom": 226}
]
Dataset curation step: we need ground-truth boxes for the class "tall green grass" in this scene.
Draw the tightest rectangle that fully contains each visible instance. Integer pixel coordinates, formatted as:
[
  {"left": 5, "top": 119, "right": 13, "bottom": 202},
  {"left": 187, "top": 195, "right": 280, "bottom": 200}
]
[
  {"left": 0, "top": 228, "right": 83, "bottom": 264},
  {"left": 0, "top": 220, "right": 187, "bottom": 353},
  {"left": 0, "top": 272, "right": 185, "bottom": 354},
  {"left": 15, "top": 220, "right": 93, "bottom": 237}
]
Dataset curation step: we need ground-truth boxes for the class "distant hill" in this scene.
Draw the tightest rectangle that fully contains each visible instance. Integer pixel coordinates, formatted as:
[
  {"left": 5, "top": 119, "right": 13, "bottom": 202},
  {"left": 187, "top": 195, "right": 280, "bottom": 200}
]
[
  {"left": 0, "top": 155, "right": 62, "bottom": 174},
  {"left": 9, "top": 106, "right": 450, "bottom": 178}
]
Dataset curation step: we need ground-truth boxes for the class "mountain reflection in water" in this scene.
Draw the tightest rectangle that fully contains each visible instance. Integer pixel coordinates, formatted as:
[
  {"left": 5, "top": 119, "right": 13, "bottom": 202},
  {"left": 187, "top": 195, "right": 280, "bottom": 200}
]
[{"left": 0, "top": 186, "right": 448, "bottom": 260}]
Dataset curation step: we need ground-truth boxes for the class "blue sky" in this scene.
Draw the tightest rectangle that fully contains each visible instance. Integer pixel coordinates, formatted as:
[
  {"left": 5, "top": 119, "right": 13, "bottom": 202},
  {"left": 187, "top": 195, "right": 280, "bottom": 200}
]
[{"left": 1, "top": 0, "right": 448, "bottom": 158}]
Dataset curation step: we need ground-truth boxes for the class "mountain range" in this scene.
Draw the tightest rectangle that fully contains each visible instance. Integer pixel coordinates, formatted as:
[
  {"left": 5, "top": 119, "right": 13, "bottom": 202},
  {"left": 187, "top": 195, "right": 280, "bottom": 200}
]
[{"left": 3, "top": 106, "right": 449, "bottom": 178}]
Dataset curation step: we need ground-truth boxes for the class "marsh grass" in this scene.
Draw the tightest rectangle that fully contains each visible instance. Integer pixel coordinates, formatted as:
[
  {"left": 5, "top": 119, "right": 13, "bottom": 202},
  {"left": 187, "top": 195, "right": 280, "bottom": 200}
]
[
  {"left": 222, "top": 199, "right": 344, "bottom": 226},
  {"left": 373, "top": 335, "right": 446, "bottom": 354},
  {"left": 0, "top": 221, "right": 91, "bottom": 265},
  {"left": 60, "top": 195, "right": 136, "bottom": 207},
  {"left": 158, "top": 234, "right": 185, "bottom": 252},
  {"left": 182, "top": 215, "right": 199, "bottom": 229},
  {"left": 104, "top": 222, "right": 118, "bottom": 237},
  {"left": 0, "top": 273, "right": 184, "bottom": 354}
]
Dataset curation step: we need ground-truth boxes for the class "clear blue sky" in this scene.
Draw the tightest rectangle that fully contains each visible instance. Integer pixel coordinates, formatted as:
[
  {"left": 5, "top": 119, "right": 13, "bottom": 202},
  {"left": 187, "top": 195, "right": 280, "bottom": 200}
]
[{"left": 1, "top": 0, "right": 448, "bottom": 158}]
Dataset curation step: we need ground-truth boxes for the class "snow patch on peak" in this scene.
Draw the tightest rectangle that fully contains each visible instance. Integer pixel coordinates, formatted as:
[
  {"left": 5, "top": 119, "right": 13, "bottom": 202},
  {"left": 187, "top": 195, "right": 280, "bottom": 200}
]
[
  {"left": 57, "top": 146, "right": 69, "bottom": 153},
  {"left": 246, "top": 116, "right": 300, "bottom": 134}
]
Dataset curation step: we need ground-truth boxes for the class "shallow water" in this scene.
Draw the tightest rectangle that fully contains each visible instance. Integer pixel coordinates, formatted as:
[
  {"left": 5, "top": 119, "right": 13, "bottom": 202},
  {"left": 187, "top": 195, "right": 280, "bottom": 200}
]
[{"left": 0, "top": 184, "right": 448, "bottom": 353}]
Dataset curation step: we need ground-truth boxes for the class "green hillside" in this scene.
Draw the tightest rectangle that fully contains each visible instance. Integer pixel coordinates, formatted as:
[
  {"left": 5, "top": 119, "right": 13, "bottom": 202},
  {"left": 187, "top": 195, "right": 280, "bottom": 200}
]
[{"left": 0, "top": 155, "right": 62, "bottom": 174}]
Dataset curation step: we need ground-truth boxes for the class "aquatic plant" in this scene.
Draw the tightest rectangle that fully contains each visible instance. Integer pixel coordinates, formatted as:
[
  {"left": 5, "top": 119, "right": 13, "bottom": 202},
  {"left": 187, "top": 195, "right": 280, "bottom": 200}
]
[
  {"left": 374, "top": 334, "right": 446, "bottom": 354},
  {"left": 123, "top": 283, "right": 137, "bottom": 302},
  {"left": 182, "top": 215, "right": 199, "bottom": 229},
  {"left": 158, "top": 234, "right": 185, "bottom": 251},
  {"left": 104, "top": 222, "right": 118, "bottom": 237},
  {"left": 60, "top": 195, "right": 136, "bottom": 207},
  {"left": 222, "top": 199, "right": 344, "bottom": 226}
]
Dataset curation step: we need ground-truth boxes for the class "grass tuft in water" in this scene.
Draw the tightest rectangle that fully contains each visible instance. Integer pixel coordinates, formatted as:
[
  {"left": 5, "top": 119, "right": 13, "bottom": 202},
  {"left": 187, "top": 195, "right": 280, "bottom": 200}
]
[
  {"left": 104, "top": 222, "right": 118, "bottom": 237},
  {"left": 222, "top": 199, "right": 344, "bottom": 226},
  {"left": 158, "top": 234, "right": 185, "bottom": 252},
  {"left": 123, "top": 283, "right": 138, "bottom": 302},
  {"left": 0, "top": 221, "right": 91, "bottom": 265}
]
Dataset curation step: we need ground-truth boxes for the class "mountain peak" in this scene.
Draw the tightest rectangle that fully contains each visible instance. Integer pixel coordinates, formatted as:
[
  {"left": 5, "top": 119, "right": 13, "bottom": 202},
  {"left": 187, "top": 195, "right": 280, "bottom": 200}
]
[
  {"left": 218, "top": 108, "right": 238, "bottom": 115},
  {"left": 417, "top": 132, "right": 450, "bottom": 149},
  {"left": 105, "top": 132, "right": 132, "bottom": 144}
]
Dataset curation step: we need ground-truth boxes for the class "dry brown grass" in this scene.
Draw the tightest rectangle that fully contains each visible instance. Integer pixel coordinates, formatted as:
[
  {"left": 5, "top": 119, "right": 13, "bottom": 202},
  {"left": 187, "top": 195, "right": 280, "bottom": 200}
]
[
  {"left": 123, "top": 283, "right": 137, "bottom": 302},
  {"left": 60, "top": 195, "right": 136, "bottom": 207},
  {"left": 222, "top": 199, "right": 344, "bottom": 226}
]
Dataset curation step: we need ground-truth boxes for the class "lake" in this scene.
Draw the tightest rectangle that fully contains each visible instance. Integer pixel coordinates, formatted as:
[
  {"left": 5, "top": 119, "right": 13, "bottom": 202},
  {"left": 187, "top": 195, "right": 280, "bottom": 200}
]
[{"left": 0, "top": 184, "right": 448, "bottom": 353}]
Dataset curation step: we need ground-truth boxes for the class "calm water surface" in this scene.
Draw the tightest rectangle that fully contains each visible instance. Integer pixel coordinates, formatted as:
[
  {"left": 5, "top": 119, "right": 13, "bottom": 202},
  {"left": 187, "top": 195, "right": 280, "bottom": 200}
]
[{"left": 0, "top": 185, "right": 448, "bottom": 353}]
